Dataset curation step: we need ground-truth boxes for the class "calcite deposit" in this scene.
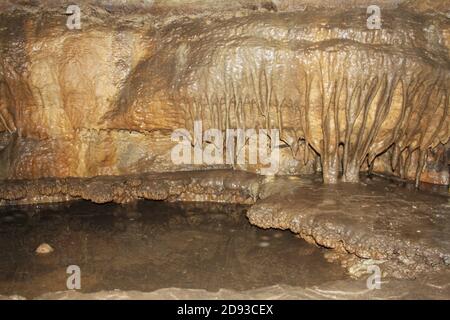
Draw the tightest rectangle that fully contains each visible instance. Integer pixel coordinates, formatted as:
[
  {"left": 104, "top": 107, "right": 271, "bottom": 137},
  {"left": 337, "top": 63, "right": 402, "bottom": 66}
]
[
  {"left": 247, "top": 175, "right": 450, "bottom": 278},
  {"left": 0, "top": 170, "right": 448, "bottom": 279},
  {"left": 0, "top": 0, "right": 448, "bottom": 184},
  {"left": 0, "top": 0, "right": 449, "bottom": 289}
]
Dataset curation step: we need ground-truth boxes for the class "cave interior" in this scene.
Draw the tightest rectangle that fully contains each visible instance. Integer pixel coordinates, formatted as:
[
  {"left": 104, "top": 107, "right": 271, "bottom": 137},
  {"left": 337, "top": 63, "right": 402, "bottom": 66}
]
[{"left": 0, "top": 0, "right": 449, "bottom": 300}]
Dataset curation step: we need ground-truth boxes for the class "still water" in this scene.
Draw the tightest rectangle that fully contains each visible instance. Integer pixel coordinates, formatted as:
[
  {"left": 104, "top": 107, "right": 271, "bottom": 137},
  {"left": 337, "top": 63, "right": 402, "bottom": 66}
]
[{"left": 0, "top": 200, "right": 347, "bottom": 298}]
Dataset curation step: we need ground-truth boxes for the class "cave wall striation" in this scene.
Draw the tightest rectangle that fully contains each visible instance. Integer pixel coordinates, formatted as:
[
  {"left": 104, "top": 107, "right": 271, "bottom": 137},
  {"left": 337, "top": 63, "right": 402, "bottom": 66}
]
[{"left": 0, "top": 0, "right": 449, "bottom": 184}]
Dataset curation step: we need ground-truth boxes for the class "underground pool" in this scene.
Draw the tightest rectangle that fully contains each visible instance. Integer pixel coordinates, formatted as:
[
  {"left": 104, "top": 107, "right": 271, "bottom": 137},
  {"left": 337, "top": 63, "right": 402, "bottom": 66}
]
[{"left": 0, "top": 200, "right": 349, "bottom": 298}]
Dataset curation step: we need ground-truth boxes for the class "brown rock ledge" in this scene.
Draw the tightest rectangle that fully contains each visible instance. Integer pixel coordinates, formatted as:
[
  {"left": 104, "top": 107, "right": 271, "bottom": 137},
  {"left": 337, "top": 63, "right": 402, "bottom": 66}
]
[
  {"left": 0, "top": 170, "right": 262, "bottom": 206},
  {"left": 247, "top": 175, "right": 450, "bottom": 278},
  {"left": 0, "top": 170, "right": 449, "bottom": 279}
]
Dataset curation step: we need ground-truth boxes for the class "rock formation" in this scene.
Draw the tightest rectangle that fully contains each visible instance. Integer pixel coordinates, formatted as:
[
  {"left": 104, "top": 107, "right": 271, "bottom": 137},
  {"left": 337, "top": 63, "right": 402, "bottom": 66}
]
[
  {"left": 0, "top": 0, "right": 449, "bottom": 184},
  {"left": 0, "top": 1, "right": 449, "bottom": 284}
]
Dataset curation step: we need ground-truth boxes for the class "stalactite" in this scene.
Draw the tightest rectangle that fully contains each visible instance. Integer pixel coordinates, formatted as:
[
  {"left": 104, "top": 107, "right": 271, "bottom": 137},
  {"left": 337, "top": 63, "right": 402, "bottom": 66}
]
[{"left": 95, "top": 12, "right": 450, "bottom": 186}]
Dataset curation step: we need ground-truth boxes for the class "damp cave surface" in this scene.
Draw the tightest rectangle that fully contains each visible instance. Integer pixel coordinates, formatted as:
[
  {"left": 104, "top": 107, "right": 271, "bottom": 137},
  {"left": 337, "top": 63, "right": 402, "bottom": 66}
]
[{"left": 0, "top": 200, "right": 348, "bottom": 298}]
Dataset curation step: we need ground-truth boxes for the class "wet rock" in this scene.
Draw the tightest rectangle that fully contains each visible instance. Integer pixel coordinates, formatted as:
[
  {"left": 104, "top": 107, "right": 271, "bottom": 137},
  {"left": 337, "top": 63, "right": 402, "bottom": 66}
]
[
  {"left": 444, "top": 256, "right": 450, "bottom": 266},
  {"left": 1, "top": 169, "right": 446, "bottom": 279},
  {"left": 35, "top": 243, "right": 54, "bottom": 255},
  {"left": 0, "top": 170, "right": 263, "bottom": 206},
  {"left": 247, "top": 176, "right": 450, "bottom": 279},
  {"left": 0, "top": 0, "right": 448, "bottom": 185},
  {"left": 0, "top": 0, "right": 448, "bottom": 299}
]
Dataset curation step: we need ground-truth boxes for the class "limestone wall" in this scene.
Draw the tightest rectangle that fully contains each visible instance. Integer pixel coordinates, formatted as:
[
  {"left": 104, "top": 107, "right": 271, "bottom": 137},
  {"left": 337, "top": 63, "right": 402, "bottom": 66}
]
[{"left": 0, "top": 0, "right": 448, "bottom": 184}]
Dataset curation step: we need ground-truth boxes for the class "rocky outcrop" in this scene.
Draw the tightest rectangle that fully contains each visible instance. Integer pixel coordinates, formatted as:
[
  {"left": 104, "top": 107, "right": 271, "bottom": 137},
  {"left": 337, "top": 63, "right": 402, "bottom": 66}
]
[
  {"left": 0, "top": 170, "right": 262, "bottom": 205},
  {"left": 247, "top": 175, "right": 450, "bottom": 278},
  {"left": 0, "top": 0, "right": 448, "bottom": 184}
]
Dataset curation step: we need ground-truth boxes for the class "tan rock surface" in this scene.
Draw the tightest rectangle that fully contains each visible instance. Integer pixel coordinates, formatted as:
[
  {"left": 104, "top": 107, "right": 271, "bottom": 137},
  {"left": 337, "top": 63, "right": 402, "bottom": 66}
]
[{"left": 0, "top": 1, "right": 448, "bottom": 183}]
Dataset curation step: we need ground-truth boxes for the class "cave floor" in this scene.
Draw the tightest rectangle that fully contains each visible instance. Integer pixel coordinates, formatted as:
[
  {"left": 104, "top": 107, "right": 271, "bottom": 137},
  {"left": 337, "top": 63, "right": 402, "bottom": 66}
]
[
  {"left": 249, "top": 174, "right": 450, "bottom": 279},
  {"left": 0, "top": 170, "right": 449, "bottom": 300},
  {"left": 22, "top": 269, "right": 450, "bottom": 300},
  {"left": 0, "top": 199, "right": 449, "bottom": 300}
]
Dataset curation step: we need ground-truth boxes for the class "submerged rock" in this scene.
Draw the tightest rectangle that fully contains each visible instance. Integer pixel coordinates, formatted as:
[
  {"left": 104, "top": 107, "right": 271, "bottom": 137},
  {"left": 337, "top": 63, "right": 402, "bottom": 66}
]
[{"left": 35, "top": 243, "right": 54, "bottom": 255}]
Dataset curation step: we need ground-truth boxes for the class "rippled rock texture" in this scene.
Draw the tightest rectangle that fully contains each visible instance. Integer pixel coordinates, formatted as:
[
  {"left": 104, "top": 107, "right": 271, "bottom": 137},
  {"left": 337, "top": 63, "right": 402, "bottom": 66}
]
[
  {"left": 2, "top": 269, "right": 450, "bottom": 300},
  {"left": 0, "top": 0, "right": 448, "bottom": 184},
  {"left": 247, "top": 175, "right": 450, "bottom": 278},
  {"left": 0, "top": 170, "right": 262, "bottom": 205}
]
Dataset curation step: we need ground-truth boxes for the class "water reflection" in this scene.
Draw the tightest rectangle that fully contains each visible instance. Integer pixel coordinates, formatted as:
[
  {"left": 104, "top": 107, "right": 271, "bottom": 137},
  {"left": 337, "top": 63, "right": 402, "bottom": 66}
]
[{"left": 0, "top": 200, "right": 347, "bottom": 298}]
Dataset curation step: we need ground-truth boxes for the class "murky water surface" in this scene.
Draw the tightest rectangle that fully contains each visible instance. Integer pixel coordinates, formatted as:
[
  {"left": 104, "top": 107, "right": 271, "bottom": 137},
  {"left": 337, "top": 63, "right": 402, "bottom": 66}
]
[{"left": 0, "top": 200, "right": 348, "bottom": 298}]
